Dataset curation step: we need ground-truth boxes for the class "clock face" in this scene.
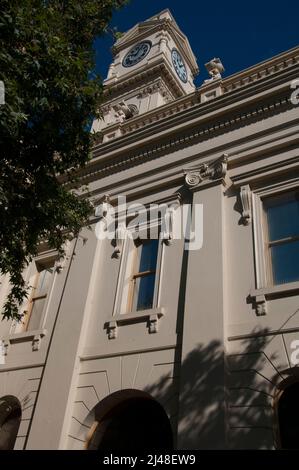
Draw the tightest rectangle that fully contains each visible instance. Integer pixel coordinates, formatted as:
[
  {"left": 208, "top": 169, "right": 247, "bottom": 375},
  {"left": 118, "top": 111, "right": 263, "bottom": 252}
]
[
  {"left": 122, "top": 41, "right": 152, "bottom": 67},
  {"left": 171, "top": 49, "right": 188, "bottom": 83}
]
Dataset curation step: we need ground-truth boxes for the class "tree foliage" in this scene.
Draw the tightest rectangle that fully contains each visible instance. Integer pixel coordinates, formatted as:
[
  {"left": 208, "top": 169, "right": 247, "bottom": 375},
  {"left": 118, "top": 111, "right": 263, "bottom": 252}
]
[{"left": 0, "top": 0, "right": 127, "bottom": 320}]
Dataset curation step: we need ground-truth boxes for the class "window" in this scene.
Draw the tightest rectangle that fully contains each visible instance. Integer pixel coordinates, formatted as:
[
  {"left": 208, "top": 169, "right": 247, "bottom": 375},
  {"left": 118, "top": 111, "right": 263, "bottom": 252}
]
[
  {"left": 115, "top": 231, "right": 163, "bottom": 315},
  {"left": 22, "top": 258, "right": 55, "bottom": 331},
  {"left": 263, "top": 191, "right": 299, "bottom": 285},
  {"left": 129, "top": 239, "right": 159, "bottom": 311}
]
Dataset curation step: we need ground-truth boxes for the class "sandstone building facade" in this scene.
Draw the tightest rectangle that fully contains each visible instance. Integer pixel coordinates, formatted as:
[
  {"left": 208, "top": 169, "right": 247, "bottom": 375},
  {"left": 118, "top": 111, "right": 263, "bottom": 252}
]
[{"left": 1, "top": 10, "right": 299, "bottom": 450}]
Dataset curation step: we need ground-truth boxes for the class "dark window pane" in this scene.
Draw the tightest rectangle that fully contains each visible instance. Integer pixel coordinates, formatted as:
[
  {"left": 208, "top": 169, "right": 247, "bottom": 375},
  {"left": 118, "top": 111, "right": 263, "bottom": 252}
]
[
  {"left": 271, "top": 240, "right": 299, "bottom": 284},
  {"left": 266, "top": 194, "right": 299, "bottom": 241},
  {"left": 0, "top": 396, "right": 21, "bottom": 450},
  {"left": 135, "top": 273, "right": 156, "bottom": 311},
  {"left": 278, "top": 382, "right": 299, "bottom": 449},
  {"left": 138, "top": 239, "right": 159, "bottom": 273}
]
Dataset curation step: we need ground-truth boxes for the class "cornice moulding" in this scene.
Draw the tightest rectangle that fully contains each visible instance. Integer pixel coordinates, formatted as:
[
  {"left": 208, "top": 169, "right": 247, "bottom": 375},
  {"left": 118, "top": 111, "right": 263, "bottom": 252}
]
[
  {"left": 222, "top": 46, "right": 299, "bottom": 93},
  {"left": 77, "top": 97, "right": 292, "bottom": 187},
  {"left": 94, "top": 65, "right": 298, "bottom": 163},
  {"left": 70, "top": 57, "right": 299, "bottom": 187},
  {"left": 104, "top": 58, "right": 186, "bottom": 100},
  {"left": 83, "top": 128, "right": 299, "bottom": 209},
  {"left": 91, "top": 91, "right": 291, "bottom": 164}
]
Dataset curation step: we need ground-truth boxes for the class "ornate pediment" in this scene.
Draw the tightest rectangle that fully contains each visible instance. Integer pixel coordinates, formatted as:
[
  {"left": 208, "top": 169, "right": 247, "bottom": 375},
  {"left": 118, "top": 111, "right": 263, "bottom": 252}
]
[
  {"left": 112, "top": 9, "right": 198, "bottom": 75},
  {"left": 113, "top": 9, "right": 177, "bottom": 51}
]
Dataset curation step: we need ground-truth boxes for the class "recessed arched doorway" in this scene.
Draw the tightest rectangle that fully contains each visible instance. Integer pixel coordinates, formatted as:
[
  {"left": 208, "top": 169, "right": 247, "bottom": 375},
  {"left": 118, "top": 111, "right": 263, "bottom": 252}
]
[
  {"left": 0, "top": 395, "right": 22, "bottom": 450},
  {"left": 277, "top": 381, "right": 299, "bottom": 449},
  {"left": 85, "top": 389, "right": 173, "bottom": 451}
]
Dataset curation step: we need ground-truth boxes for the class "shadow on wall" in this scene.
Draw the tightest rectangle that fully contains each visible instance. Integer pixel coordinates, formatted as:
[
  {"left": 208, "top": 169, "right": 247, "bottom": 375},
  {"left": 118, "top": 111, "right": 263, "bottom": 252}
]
[{"left": 145, "top": 329, "right": 281, "bottom": 450}]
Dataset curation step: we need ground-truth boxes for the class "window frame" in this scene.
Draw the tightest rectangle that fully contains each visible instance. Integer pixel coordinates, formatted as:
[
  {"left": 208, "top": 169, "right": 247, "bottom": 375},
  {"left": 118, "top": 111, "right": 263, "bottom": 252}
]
[
  {"left": 113, "top": 223, "right": 164, "bottom": 316},
  {"left": 22, "top": 259, "right": 55, "bottom": 331},
  {"left": 127, "top": 238, "right": 160, "bottom": 312},
  {"left": 12, "top": 251, "right": 57, "bottom": 334},
  {"left": 253, "top": 181, "right": 299, "bottom": 289}
]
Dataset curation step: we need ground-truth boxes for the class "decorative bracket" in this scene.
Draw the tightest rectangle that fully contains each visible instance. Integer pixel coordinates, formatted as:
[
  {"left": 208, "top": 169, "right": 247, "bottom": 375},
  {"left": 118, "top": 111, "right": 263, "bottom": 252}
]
[
  {"left": 112, "top": 223, "right": 127, "bottom": 259},
  {"left": 184, "top": 154, "right": 228, "bottom": 189},
  {"left": 54, "top": 255, "right": 69, "bottom": 273},
  {"left": 94, "top": 194, "right": 111, "bottom": 219},
  {"left": 148, "top": 314, "right": 160, "bottom": 334},
  {"left": 32, "top": 334, "right": 43, "bottom": 351},
  {"left": 1, "top": 329, "right": 47, "bottom": 355},
  {"left": 0, "top": 339, "right": 9, "bottom": 359},
  {"left": 107, "top": 321, "right": 118, "bottom": 340},
  {"left": 251, "top": 294, "right": 267, "bottom": 316},
  {"left": 240, "top": 185, "right": 252, "bottom": 225},
  {"left": 94, "top": 194, "right": 112, "bottom": 240},
  {"left": 161, "top": 210, "right": 173, "bottom": 246},
  {"left": 106, "top": 308, "right": 164, "bottom": 339}
]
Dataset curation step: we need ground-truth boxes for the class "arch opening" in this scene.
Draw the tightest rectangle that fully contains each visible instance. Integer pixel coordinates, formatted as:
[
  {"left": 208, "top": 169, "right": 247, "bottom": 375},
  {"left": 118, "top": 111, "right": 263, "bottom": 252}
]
[
  {"left": 0, "top": 395, "right": 22, "bottom": 450},
  {"left": 277, "top": 381, "right": 299, "bottom": 449},
  {"left": 86, "top": 389, "right": 173, "bottom": 451}
]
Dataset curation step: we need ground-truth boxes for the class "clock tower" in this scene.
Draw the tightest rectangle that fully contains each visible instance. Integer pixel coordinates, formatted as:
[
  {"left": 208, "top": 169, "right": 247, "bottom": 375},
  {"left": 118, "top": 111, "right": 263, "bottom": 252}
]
[{"left": 92, "top": 9, "right": 199, "bottom": 142}]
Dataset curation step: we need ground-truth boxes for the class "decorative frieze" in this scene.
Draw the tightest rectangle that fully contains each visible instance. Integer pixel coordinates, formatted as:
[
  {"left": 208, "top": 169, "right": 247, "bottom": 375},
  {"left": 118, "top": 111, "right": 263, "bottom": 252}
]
[
  {"left": 222, "top": 50, "right": 299, "bottom": 93},
  {"left": 79, "top": 94, "right": 292, "bottom": 185}
]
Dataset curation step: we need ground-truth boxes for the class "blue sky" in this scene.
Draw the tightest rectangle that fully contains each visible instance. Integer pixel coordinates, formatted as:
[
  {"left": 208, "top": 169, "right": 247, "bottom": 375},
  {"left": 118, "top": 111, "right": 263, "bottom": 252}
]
[{"left": 94, "top": 0, "right": 299, "bottom": 86}]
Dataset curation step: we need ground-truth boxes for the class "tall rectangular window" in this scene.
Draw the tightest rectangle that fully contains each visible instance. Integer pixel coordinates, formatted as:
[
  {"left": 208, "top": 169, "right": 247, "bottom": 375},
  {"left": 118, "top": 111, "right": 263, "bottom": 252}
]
[
  {"left": 264, "top": 191, "right": 299, "bottom": 285},
  {"left": 23, "top": 260, "right": 55, "bottom": 331},
  {"left": 129, "top": 239, "right": 159, "bottom": 311}
]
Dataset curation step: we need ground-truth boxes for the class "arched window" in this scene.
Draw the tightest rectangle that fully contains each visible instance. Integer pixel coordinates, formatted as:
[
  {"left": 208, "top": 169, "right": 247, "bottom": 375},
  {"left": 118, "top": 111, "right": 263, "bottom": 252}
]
[
  {"left": 277, "top": 381, "right": 299, "bottom": 449},
  {"left": 0, "top": 395, "right": 22, "bottom": 450}
]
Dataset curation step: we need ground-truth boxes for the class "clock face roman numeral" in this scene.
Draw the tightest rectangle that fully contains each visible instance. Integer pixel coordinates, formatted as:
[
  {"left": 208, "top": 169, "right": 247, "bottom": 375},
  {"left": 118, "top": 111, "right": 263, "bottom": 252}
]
[
  {"left": 171, "top": 49, "right": 188, "bottom": 83},
  {"left": 122, "top": 41, "right": 152, "bottom": 68}
]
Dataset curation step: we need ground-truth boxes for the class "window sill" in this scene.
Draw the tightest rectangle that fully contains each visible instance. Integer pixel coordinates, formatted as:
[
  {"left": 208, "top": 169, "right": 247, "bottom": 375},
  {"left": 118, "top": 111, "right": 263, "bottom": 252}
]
[
  {"left": 1, "top": 328, "right": 47, "bottom": 353},
  {"left": 106, "top": 308, "right": 165, "bottom": 339},
  {"left": 250, "top": 281, "right": 299, "bottom": 316}
]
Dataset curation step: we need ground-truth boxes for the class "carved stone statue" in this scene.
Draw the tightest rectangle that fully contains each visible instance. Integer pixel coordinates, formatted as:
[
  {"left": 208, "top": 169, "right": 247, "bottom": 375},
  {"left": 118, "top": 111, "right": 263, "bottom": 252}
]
[{"left": 204, "top": 58, "right": 225, "bottom": 82}]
